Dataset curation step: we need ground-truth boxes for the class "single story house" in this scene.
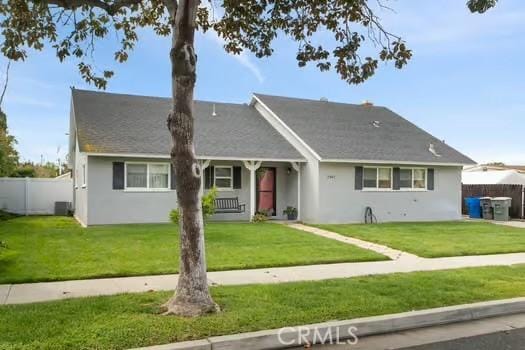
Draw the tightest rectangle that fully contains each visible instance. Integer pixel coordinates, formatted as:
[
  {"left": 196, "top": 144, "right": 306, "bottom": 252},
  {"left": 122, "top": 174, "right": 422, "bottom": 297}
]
[{"left": 68, "top": 89, "right": 475, "bottom": 226}]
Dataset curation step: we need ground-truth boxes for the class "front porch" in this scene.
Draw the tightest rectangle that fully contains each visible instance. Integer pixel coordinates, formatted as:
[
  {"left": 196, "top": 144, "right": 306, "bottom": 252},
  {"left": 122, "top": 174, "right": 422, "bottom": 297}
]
[{"left": 198, "top": 159, "right": 303, "bottom": 221}]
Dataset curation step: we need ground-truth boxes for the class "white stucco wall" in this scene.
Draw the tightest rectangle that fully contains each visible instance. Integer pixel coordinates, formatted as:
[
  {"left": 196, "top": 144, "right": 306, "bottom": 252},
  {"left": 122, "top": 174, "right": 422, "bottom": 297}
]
[
  {"left": 316, "top": 163, "right": 462, "bottom": 223},
  {"left": 73, "top": 141, "right": 88, "bottom": 226},
  {"left": 86, "top": 156, "right": 177, "bottom": 225},
  {"left": 299, "top": 161, "right": 320, "bottom": 223},
  {"left": 84, "top": 157, "right": 299, "bottom": 225}
]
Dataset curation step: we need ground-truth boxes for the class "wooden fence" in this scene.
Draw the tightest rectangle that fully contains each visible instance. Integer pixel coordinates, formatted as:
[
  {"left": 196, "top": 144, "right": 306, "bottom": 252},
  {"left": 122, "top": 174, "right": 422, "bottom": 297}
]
[{"left": 462, "top": 184, "right": 524, "bottom": 219}]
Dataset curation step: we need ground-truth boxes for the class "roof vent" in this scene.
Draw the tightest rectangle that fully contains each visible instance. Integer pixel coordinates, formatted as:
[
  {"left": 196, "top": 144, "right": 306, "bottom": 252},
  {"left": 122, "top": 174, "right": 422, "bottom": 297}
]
[
  {"left": 212, "top": 103, "right": 217, "bottom": 117},
  {"left": 371, "top": 120, "right": 381, "bottom": 128},
  {"left": 362, "top": 100, "right": 373, "bottom": 107},
  {"left": 320, "top": 97, "right": 328, "bottom": 102},
  {"left": 428, "top": 143, "right": 441, "bottom": 157}
]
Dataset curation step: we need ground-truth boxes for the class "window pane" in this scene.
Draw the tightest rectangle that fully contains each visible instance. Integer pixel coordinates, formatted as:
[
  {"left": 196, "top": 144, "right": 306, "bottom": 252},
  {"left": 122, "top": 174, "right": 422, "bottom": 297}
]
[
  {"left": 149, "top": 164, "right": 169, "bottom": 189},
  {"left": 378, "top": 168, "right": 392, "bottom": 188},
  {"left": 215, "top": 178, "right": 231, "bottom": 188},
  {"left": 363, "top": 168, "right": 377, "bottom": 188},
  {"left": 400, "top": 169, "right": 412, "bottom": 188},
  {"left": 127, "top": 164, "right": 147, "bottom": 188},
  {"left": 215, "top": 167, "right": 231, "bottom": 177},
  {"left": 414, "top": 169, "right": 426, "bottom": 189}
]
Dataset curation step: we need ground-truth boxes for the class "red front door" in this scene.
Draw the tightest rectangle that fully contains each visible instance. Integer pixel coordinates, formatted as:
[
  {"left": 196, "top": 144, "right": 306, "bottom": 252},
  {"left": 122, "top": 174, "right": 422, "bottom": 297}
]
[{"left": 256, "top": 167, "right": 276, "bottom": 216}]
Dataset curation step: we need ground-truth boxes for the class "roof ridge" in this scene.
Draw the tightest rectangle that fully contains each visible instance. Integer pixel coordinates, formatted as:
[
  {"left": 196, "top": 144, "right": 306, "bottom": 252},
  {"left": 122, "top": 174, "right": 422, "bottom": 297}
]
[
  {"left": 253, "top": 92, "right": 387, "bottom": 108},
  {"left": 72, "top": 88, "right": 248, "bottom": 106}
]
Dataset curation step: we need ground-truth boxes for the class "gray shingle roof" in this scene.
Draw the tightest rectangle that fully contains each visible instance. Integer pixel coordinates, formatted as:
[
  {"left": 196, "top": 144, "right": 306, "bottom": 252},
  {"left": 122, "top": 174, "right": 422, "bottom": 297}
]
[
  {"left": 72, "top": 89, "right": 304, "bottom": 160},
  {"left": 255, "top": 94, "right": 475, "bottom": 165}
]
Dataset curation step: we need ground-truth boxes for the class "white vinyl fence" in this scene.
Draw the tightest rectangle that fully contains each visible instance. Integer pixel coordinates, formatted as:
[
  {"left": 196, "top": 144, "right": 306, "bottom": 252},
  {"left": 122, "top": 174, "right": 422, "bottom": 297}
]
[{"left": 0, "top": 177, "right": 73, "bottom": 215}]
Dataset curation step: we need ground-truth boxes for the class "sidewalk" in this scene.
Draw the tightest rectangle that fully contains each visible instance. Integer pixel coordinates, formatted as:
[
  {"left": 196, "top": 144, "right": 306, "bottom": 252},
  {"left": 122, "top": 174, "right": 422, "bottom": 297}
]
[{"left": 3, "top": 251, "right": 525, "bottom": 305}]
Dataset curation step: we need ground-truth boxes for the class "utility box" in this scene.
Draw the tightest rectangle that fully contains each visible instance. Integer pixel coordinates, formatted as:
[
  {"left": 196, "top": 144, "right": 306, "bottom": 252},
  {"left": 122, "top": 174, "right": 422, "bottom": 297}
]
[
  {"left": 492, "top": 197, "right": 512, "bottom": 221},
  {"left": 479, "top": 197, "right": 493, "bottom": 220},
  {"left": 54, "top": 201, "right": 72, "bottom": 216}
]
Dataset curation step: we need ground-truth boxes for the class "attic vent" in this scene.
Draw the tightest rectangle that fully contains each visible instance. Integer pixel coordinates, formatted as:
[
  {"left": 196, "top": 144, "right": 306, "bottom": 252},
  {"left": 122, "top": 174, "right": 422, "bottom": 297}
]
[
  {"left": 320, "top": 97, "right": 329, "bottom": 102},
  {"left": 371, "top": 120, "right": 381, "bottom": 128},
  {"left": 212, "top": 103, "right": 217, "bottom": 117},
  {"left": 428, "top": 143, "right": 441, "bottom": 157}
]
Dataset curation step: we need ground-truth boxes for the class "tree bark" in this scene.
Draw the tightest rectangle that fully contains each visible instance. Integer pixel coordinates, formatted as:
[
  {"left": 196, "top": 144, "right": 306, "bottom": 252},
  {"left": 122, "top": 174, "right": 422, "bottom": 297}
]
[{"left": 163, "top": 0, "right": 218, "bottom": 317}]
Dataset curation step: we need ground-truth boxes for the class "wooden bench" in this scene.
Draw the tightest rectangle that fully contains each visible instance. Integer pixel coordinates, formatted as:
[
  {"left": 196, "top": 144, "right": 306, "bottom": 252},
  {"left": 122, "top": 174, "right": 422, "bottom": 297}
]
[{"left": 215, "top": 197, "right": 246, "bottom": 214}]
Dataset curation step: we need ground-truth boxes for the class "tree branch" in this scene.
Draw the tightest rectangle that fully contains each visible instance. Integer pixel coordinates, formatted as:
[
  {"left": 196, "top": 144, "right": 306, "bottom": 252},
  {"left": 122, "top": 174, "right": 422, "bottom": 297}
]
[
  {"left": 0, "top": 61, "right": 10, "bottom": 108},
  {"left": 45, "top": 0, "right": 143, "bottom": 15}
]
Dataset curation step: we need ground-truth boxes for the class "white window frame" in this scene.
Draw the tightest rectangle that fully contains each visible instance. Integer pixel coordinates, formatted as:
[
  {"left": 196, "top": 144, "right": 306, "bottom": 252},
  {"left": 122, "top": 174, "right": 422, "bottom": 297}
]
[
  {"left": 214, "top": 165, "right": 233, "bottom": 191},
  {"left": 400, "top": 167, "right": 428, "bottom": 191},
  {"left": 124, "top": 162, "right": 171, "bottom": 191},
  {"left": 362, "top": 166, "right": 393, "bottom": 191}
]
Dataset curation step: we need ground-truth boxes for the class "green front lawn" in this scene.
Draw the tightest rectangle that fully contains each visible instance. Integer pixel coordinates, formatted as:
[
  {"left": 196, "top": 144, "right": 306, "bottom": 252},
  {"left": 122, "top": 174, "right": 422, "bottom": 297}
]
[
  {"left": 0, "top": 216, "right": 386, "bottom": 284},
  {"left": 314, "top": 221, "right": 525, "bottom": 258},
  {"left": 2, "top": 265, "right": 525, "bottom": 349}
]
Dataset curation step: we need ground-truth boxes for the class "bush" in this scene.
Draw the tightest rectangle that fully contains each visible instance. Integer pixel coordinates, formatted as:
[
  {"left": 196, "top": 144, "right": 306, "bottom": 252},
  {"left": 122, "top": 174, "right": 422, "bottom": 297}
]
[
  {"left": 252, "top": 209, "right": 270, "bottom": 223},
  {"left": 0, "top": 210, "right": 18, "bottom": 221},
  {"left": 169, "top": 187, "right": 218, "bottom": 225}
]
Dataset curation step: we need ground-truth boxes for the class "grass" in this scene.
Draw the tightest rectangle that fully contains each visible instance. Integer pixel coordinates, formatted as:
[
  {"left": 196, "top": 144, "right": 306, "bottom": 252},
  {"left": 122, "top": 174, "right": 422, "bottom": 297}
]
[
  {"left": 2, "top": 264, "right": 525, "bottom": 349},
  {"left": 0, "top": 216, "right": 386, "bottom": 284},
  {"left": 313, "top": 221, "right": 525, "bottom": 258}
]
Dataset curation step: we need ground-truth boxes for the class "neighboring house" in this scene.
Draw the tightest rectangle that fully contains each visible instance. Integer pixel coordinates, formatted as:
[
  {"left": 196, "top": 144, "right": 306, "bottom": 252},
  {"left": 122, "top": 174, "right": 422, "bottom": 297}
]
[
  {"left": 464, "top": 164, "right": 525, "bottom": 174},
  {"left": 68, "top": 89, "right": 475, "bottom": 226},
  {"left": 462, "top": 170, "right": 525, "bottom": 186}
]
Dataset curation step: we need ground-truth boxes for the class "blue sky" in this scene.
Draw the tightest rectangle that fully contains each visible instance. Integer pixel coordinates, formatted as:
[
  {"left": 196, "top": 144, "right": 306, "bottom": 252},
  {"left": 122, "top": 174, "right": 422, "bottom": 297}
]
[{"left": 2, "top": 0, "right": 524, "bottom": 165}]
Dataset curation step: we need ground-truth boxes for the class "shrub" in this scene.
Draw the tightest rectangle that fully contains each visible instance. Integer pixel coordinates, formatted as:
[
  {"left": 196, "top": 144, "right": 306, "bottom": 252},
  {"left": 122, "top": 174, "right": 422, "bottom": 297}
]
[
  {"left": 0, "top": 210, "right": 18, "bottom": 221},
  {"left": 169, "top": 187, "right": 218, "bottom": 225},
  {"left": 252, "top": 209, "right": 270, "bottom": 223}
]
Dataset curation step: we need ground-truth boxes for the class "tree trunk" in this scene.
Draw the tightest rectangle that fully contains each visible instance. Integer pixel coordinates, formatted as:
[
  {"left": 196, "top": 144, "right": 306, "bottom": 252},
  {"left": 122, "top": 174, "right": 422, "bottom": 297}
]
[{"left": 163, "top": 0, "right": 218, "bottom": 317}]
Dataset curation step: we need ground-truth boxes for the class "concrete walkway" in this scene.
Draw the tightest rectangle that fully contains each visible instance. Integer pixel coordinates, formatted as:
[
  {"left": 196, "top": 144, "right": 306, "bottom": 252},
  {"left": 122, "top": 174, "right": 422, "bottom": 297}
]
[
  {"left": 287, "top": 223, "right": 419, "bottom": 261},
  {"left": 493, "top": 220, "right": 525, "bottom": 229},
  {"left": 3, "top": 251, "right": 525, "bottom": 305}
]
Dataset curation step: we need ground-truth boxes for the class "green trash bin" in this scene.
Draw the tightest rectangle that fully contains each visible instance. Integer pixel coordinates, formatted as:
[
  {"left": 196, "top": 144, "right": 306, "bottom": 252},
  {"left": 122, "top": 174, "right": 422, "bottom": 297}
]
[
  {"left": 492, "top": 197, "right": 512, "bottom": 221},
  {"left": 479, "top": 197, "right": 493, "bottom": 220}
]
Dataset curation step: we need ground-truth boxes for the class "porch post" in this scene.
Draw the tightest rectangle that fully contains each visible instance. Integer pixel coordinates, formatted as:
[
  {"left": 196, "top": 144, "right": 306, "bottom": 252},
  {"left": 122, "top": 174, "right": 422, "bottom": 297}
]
[
  {"left": 291, "top": 162, "right": 301, "bottom": 221},
  {"left": 243, "top": 160, "right": 262, "bottom": 220},
  {"left": 198, "top": 159, "right": 210, "bottom": 196}
]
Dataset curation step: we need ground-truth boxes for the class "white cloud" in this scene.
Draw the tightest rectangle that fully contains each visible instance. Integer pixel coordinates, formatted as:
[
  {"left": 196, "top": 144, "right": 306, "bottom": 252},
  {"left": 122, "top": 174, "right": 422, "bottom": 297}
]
[{"left": 203, "top": 30, "right": 265, "bottom": 83}]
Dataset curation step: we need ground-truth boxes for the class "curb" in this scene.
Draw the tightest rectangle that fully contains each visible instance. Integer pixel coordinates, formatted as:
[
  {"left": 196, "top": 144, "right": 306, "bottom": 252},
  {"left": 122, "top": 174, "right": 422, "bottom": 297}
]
[{"left": 129, "top": 297, "right": 525, "bottom": 350}]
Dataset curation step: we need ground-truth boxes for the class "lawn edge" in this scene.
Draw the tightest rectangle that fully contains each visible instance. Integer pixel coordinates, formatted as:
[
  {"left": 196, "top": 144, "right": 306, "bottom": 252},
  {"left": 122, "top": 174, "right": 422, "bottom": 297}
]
[{"left": 129, "top": 297, "right": 525, "bottom": 350}]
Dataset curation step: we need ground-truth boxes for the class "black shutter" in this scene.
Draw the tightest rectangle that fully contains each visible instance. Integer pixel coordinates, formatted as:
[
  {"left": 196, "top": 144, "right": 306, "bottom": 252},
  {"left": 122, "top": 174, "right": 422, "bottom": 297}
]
[
  {"left": 355, "top": 166, "right": 363, "bottom": 190},
  {"left": 112, "top": 162, "right": 125, "bottom": 190},
  {"left": 393, "top": 167, "right": 400, "bottom": 190},
  {"left": 427, "top": 168, "right": 435, "bottom": 190},
  {"left": 233, "top": 166, "right": 242, "bottom": 189},
  {"left": 204, "top": 166, "right": 214, "bottom": 189},
  {"left": 170, "top": 163, "right": 176, "bottom": 189}
]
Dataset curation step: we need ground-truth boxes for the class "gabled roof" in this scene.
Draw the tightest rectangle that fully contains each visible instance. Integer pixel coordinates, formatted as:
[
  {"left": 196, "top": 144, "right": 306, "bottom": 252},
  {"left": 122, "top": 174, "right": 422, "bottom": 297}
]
[
  {"left": 254, "top": 94, "right": 475, "bottom": 165},
  {"left": 71, "top": 89, "right": 304, "bottom": 161}
]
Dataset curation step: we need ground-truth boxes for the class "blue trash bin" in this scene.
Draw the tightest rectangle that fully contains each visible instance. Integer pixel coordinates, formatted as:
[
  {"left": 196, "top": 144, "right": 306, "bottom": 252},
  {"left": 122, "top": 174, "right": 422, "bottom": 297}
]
[{"left": 465, "top": 197, "right": 482, "bottom": 219}]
